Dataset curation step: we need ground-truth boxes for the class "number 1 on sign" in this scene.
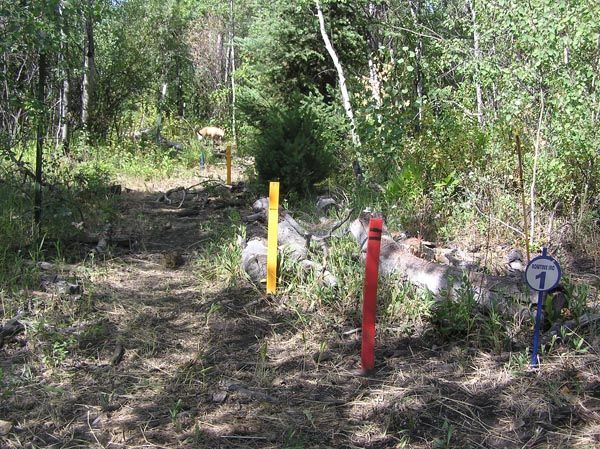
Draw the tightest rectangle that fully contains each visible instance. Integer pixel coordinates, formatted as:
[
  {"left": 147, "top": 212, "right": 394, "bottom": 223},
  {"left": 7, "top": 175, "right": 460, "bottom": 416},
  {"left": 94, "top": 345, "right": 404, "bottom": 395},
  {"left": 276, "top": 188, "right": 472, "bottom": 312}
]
[{"left": 535, "top": 271, "right": 546, "bottom": 290}]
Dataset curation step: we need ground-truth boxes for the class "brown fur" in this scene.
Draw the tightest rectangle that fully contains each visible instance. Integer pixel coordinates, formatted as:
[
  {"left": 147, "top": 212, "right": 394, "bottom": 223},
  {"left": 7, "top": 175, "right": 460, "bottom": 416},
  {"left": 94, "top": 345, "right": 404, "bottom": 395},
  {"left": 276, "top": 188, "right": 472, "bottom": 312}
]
[{"left": 197, "top": 126, "right": 225, "bottom": 142}]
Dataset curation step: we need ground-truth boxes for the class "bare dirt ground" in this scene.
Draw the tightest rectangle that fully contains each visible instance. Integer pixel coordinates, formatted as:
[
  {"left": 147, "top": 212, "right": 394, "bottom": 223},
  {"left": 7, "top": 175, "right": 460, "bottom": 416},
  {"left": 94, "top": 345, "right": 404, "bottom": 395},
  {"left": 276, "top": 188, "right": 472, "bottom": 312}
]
[{"left": 2, "top": 166, "right": 600, "bottom": 449}]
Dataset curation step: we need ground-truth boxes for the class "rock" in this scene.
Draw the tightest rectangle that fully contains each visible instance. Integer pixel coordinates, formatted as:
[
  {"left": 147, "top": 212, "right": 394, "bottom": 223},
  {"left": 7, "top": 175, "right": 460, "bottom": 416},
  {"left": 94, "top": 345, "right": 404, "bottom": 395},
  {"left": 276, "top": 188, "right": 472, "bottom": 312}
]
[
  {"left": 212, "top": 392, "right": 228, "bottom": 403},
  {"left": 316, "top": 197, "right": 337, "bottom": 213},
  {"left": 241, "top": 238, "right": 268, "bottom": 284},
  {"left": 0, "top": 419, "right": 12, "bottom": 436},
  {"left": 507, "top": 248, "right": 525, "bottom": 272},
  {"left": 252, "top": 197, "right": 269, "bottom": 212},
  {"left": 0, "top": 318, "right": 25, "bottom": 339},
  {"left": 37, "top": 261, "right": 54, "bottom": 271},
  {"left": 507, "top": 248, "right": 524, "bottom": 264}
]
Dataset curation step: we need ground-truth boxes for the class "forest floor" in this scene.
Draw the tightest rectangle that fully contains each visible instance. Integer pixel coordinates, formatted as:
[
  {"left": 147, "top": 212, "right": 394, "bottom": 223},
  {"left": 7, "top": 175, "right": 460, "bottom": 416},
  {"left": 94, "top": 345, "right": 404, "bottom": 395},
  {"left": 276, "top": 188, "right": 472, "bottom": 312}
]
[{"left": 1, "top": 162, "right": 600, "bottom": 449}]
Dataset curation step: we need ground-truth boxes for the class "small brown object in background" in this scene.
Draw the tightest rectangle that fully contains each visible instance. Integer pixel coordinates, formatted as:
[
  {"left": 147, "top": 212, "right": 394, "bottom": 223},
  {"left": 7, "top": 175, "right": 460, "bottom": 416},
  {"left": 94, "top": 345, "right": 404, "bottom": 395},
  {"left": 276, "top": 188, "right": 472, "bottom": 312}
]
[{"left": 163, "top": 251, "right": 184, "bottom": 269}]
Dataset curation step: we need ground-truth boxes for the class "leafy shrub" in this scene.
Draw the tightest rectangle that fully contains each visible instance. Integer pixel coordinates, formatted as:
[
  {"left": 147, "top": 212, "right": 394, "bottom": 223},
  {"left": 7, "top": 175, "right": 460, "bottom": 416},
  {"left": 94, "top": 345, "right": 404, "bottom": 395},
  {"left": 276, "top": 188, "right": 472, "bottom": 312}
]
[{"left": 249, "top": 102, "right": 336, "bottom": 194}]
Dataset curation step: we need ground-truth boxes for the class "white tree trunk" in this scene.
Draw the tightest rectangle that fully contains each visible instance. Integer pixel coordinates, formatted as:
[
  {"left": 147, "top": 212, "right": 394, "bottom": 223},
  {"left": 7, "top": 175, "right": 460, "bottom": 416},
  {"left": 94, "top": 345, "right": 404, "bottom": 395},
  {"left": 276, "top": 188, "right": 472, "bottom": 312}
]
[
  {"left": 57, "top": 0, "right": 70, "bottom": 153},
  {"left": 81, "top": 3, "right": 95, "bottom": 131},
  {"left": 217, "top": 32, "right": 224, "bottom": 86},
  {"left": 530, "top": 90, "right": 545, "bottom": 245},
  {"left": 409, "top": 0, "right": 424, "bottom": 127},
  {"left": 230, "top": 0, "right": 237, "bottom": 147},
  {"left": 368, "top": 58, "right": 382, "bottom": 123},
  {"left": 156, "top": 82, "right": 168, "bottom": 142},
  {"left": 469, "top": 0, "right": 484, "bottom": 127},
  {"left": 315, "top": 0, "right": 360, "bottom": 147}
]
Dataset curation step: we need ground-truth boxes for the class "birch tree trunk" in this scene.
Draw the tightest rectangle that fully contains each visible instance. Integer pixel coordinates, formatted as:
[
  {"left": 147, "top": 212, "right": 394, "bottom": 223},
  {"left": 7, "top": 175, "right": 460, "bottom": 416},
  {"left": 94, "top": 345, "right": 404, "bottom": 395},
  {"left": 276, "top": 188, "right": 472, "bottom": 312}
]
[
  {"left": 217, "top": 32, "right": 224, "bottom": 86},
  {"left": 34, "top": 51, "right": 47, "bottom": 226},
  {"left": 366, "top": 3, "right": 383, "bottom": 122},
  {"left": 469, "top": 0, "right": 484, "bottom": 127},
  {"left": 408, "top": 0, "right": 424, "bottom": 129},
  {"left": 530, "top": 90, "right": 545, "bottom": 245},
  {"left": 57, "top": 0, "right": 70, "bottom": 153},
  {"left": 81, "top": 2, "right": 95, "bottom": 134},
  {"left": 315, "top": 0, "right": 360, "bottom": 147},
  {"left": 229, "top": 0, "right": 237, "bottom": 147},
  {"left": 156, "top": 81, "right": 168, "bottom": 142}
]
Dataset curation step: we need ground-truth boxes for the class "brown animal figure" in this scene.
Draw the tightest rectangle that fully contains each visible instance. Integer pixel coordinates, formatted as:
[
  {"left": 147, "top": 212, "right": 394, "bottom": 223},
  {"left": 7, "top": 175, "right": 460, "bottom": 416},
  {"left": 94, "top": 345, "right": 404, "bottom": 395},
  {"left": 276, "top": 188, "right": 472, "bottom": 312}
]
[{"left": 197, "top": 126, "right": 225, "bottom": 144}]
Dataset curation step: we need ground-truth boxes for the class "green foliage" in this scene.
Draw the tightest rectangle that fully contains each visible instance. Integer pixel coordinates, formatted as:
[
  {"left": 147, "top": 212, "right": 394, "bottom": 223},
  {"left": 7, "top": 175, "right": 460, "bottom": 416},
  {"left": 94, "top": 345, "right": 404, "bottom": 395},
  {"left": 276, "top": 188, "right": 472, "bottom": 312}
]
[
  {"left": 383, "top": 162, "right": 423, "bottom": 204},
  {"left": 240, "top": 0, "right": 368, "bottom": 99},
  {"left": 38, "top": 331, "right": 77, "bottom": 369},
  {"left": 379, "top": 280, "right": 435, "bottom": 333},
  {"left": 195, "top": 212, "right": 245, "bottom": 287},
  {"left": 249, "top": 100, "right": 337, "bottom": 194},
  {"left": 433, "top": 276, "right": 478, "bottom": 341},
  {"left": 170, "top": 399, "right": 184, "bottom": 423}
]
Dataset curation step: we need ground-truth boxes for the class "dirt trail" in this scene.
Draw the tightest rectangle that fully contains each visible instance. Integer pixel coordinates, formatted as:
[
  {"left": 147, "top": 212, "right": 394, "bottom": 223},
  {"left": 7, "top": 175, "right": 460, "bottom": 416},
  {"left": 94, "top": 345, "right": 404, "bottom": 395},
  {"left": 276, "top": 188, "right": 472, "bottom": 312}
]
[
  {"left": 80, "top": 179, "right": 368, "bottom": 448},
  {"left": 2, "top": 171, "right": 600, "bottom": 449}
]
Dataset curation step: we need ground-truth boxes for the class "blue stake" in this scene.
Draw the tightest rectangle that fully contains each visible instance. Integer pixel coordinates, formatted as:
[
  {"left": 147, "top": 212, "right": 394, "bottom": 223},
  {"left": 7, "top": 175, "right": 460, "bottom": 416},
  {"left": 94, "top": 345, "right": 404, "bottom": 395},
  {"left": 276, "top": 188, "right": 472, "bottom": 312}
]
[
  {"left": 199, "top": 151, "right": 205, "bottom": 170},
  {"left": 531, "top": 289, "right": 545, "bottom": 368},
  {"left": 526, "top": 247, "right": 561, "bottom": 369}
]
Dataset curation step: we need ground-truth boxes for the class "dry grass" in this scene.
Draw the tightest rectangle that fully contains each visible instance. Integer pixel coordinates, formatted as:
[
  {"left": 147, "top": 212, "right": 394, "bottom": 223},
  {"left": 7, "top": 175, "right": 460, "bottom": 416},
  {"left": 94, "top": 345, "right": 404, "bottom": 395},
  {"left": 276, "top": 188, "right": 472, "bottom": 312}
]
[{"left": 1, "top": 165, "right": 599, "bottom": 449}]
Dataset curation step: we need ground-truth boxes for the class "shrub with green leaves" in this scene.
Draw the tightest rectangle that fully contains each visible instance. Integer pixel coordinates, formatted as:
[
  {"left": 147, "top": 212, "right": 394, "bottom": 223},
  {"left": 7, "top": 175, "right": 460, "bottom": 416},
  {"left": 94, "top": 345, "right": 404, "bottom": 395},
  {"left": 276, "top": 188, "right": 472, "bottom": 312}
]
[{"left": 250, "top": 103, "right": 336, "bottom": 194}]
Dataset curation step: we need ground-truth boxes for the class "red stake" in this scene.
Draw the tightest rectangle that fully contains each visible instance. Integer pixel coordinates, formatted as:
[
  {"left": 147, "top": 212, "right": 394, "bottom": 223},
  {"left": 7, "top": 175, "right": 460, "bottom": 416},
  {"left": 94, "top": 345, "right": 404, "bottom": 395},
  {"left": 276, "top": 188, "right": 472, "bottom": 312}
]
[{"left": 361, "top": 218, "right": 383, "bottom": 373}]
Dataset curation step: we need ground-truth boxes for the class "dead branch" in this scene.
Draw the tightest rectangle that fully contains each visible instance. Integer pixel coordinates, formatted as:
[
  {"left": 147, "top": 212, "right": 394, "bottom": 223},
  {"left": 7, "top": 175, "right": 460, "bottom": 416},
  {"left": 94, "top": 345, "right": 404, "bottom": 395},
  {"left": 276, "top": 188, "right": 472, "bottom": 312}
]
[
  {"left": 349, "top": 211, "right": 533, "bottom": 316},
  {"left": 240, "top": 198, "right": 341, "bottom": 288},
  {"left": 541, "top": 313, "right": 600, "bottom": 346},
  {"left": 156, "top": 181, "right": 214, "bottom": 205}
]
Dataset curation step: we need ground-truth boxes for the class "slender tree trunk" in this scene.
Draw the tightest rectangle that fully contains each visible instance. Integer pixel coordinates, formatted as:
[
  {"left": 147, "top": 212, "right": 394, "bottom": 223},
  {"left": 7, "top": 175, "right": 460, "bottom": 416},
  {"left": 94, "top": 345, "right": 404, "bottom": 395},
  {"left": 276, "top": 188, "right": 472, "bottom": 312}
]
[
  {"left": 224, "top": 33, "right": 230, "bottom": 86},
  {"left": 592, "top": 34, "right": 600, "bottom": 126},
  {"left": 34, "top": 52, "right": 47, "bottom": 226},
  {"left": 530, "top": 90, "right": 545, "bottom": 245},
  {"left": 229, "top": 0, "right": 237, "bottom": 147},
  {"left": 60, "top": 76, "right": 70, "bottom": 151},
  {"left": 176, "top": 60, "right": 184, "bottom": 117},
  {"left": 57, "top": 0, "right": 70, "bottom": 153},
  {"left": 409, "top": 0, "right": 424, "bottom": 129},
  {"left": 366, "top": 3, "right": 383, "bottom": 121},
  {"left": 469, "top": 0, "right": 484, "bottom": 127},
  {"left": 156, "top": 81, "right": 167, "bottom": 142},
  {"left": 217, "top": 32, "right": 225, "bottom": 86},
  {"left": 315, "top": 0, "right": 360, "bottom": 147},
  {"left": 81, "top": 2, "right": 95, "bottom": 135}
]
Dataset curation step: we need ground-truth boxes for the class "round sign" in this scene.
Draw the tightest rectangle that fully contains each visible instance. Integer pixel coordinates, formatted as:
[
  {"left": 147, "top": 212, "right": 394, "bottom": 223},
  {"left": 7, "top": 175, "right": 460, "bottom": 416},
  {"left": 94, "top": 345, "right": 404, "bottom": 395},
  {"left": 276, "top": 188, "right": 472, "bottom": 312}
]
[{"left": 525, "top": 254, "right": 561, "bottom": 292}]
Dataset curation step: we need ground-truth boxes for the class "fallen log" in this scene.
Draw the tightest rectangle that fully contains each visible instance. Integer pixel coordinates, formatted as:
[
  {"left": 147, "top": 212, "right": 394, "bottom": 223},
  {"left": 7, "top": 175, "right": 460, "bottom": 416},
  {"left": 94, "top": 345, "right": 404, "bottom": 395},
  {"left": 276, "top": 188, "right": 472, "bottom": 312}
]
[
  {"left": 541, "top": 313, "right": 600, "bottom": 345},
  {"left": 241, "top": 198, "right": 339, "bottom": 288},
  {"left": 349, "top": 212, "right": 533, "bottom": 316}
]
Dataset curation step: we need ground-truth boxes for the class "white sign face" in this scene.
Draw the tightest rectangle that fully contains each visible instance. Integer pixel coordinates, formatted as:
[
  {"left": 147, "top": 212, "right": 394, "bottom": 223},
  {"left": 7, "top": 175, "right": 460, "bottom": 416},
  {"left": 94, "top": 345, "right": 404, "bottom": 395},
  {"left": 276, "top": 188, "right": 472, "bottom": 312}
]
[{"left": 525, "top": 255, "right": 561, "bottom": 292}]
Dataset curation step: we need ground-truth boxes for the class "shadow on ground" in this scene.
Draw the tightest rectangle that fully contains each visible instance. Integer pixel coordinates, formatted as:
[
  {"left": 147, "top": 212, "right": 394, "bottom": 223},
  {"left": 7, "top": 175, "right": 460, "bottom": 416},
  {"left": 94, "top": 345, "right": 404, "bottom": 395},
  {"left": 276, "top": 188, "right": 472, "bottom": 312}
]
[{"left": 1, "top": 184, "right": 599, "bottom": 449}]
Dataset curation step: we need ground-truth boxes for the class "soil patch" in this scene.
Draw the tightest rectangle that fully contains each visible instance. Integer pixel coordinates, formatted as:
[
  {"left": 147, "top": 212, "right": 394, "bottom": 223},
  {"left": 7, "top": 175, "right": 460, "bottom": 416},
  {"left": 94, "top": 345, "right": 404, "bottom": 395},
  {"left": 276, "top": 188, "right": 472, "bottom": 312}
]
[{"left": 1, "top": 171, "right": 599, "bottom": 449}]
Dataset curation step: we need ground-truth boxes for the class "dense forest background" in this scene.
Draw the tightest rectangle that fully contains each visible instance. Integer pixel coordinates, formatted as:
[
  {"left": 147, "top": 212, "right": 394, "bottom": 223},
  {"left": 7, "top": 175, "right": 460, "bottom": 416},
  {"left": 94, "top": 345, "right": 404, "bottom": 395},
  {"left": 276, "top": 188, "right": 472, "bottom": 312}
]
[{"left": 2, "top": 0, "right": 599, "bottom": 254}]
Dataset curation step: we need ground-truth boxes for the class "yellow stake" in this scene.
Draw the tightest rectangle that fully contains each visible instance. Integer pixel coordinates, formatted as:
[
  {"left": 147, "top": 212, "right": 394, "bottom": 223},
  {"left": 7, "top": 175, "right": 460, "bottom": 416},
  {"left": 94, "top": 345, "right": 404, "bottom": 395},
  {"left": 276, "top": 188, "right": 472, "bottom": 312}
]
[
  {"left": 226, "top": 145, "right": 232, "bottom": 185},
  {"left": 266, "top": 181, "right": 279, "bottom": 294}
]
